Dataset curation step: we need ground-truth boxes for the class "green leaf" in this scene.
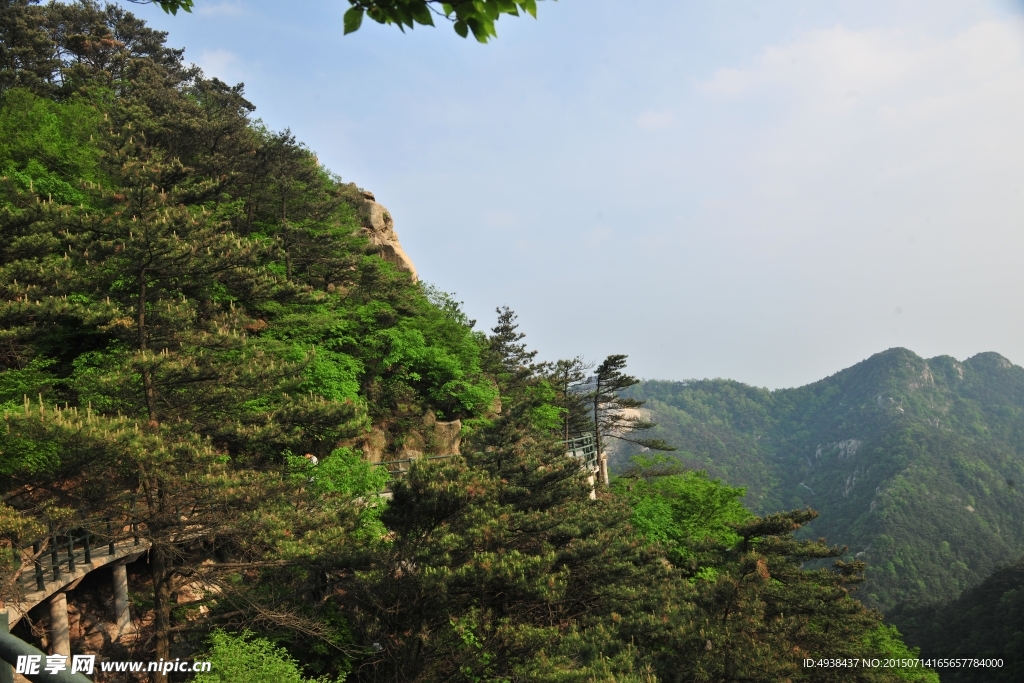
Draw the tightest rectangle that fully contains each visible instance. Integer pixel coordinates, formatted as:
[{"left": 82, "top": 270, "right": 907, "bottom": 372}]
[
  {"left": 466, "top": 18, "right": 494, "bottom": 43},
  {"left": 453, "top": 20, "right": 469, "bottom": 38},
  {"left": 344, "top": 7, "right": 365, "bottom": 34},
  {"left": 410, "top": 2, "right": 436, "bottom": 26},
  {"left": 157, "top": 0, "right": 193, "bottom": 14}
]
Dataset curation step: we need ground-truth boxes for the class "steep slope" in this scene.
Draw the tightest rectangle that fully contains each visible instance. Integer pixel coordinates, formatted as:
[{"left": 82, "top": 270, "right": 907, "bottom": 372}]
[{"left": 616, "top": 349, "right": 1024, "bottom": 609}]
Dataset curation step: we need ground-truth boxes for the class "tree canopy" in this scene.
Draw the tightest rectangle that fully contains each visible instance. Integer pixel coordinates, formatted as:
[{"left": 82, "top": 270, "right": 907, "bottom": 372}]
[{"left": 128, "top": 0, "right": 551, "bottom": 42}]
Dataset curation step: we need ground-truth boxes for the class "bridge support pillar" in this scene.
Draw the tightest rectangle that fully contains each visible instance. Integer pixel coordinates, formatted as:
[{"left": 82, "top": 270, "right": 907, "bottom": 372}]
[
  {"left": 48, "top": 592, "right": 70, "bottom": 657},
  {"left": 112, "top": 562, "right": 134, "bottom": 636}
]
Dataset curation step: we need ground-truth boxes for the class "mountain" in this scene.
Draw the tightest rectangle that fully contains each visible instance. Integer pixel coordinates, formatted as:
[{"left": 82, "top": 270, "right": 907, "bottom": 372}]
[{"left": 614, "top": 348, "right": 1024, "bottom": 610}]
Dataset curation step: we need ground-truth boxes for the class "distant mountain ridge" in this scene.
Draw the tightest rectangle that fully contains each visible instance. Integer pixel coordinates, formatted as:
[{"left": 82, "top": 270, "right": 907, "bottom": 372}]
[{"left": 616, "top": 348, "right": 1024, "bottom": 610}]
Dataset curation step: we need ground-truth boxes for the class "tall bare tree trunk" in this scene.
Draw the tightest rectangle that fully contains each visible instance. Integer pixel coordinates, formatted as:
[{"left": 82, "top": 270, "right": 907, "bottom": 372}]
[
  {"left": 138, "top": 269, "right": 158, "bottom": 425},
  {"left": 149, "top": 542, "right": 172, "bottom": 683},
  {"left": 592, "top": 375, "right": 603, "bottom": 485},
  {"left": 142, "top": 469, "right": 171, "bottom": 683}
]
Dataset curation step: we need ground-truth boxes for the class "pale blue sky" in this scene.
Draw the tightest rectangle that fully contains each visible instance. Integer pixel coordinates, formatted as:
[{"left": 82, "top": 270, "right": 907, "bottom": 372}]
[{"left": 128, "top": 0, "right": 1024, "bottom": 388}]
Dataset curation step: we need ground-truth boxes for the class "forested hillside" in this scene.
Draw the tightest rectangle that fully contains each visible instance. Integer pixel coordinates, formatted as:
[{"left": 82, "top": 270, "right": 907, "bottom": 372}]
[
  {"left": 618, "top": 348, "right": 1024, "bottom": 611},
  {"left": 887, "top": 556, "right": 1024, "bottom": 682},
  {"left": 0, "top": 2, "right": 938, "bottom": 681},
  {"left": 888, "top": 557, "right": 1024, "bottom": 679}
]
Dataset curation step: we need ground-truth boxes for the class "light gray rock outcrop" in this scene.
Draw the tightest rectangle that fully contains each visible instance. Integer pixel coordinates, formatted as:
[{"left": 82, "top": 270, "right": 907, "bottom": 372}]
[{"left": 358, "top": 191, "right": 417, "bottom": 281}]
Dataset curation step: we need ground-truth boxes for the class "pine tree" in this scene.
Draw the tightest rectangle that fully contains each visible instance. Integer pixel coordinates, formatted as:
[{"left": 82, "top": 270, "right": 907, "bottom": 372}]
[
  {"left": 641, "top": 508, "right": 927, "bottom": 682},
  {"left": 548, "top": 355, "right": 593, "bottom": 442},
  {"left": 335, "top": 364, "right": 668, "bottom": 682},
  {"left": 482, "top": 305, "right": 541, "bottom": 393},
  {"left": 0, "top": 7, "right": 937, "bottom": 682},
  {"left": 0, "top": 0, "right": 59, "bottom": 97},
  {"left": 588, "top": 354, "right": 674, "bottom": 484},
  {"left": 0, "top": 48, "right": 363, "bottom": 669}
]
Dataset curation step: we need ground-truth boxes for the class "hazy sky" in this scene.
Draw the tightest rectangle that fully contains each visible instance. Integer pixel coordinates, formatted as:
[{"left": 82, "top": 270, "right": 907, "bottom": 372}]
[{"left": 127, "top": 0, "right": 1024, "bottom": 388}]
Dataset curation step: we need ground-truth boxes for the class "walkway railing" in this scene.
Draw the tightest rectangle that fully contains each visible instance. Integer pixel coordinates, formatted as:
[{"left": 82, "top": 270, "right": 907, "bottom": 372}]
[
  {"left": 565, "top": 434, "right": 599, "bottom": 473},
  {"left": 18, "top": 519, "right": 142, "bottom": 593},
  {"left": 3, "top": 514, "right": 149, "bottom": 633}
]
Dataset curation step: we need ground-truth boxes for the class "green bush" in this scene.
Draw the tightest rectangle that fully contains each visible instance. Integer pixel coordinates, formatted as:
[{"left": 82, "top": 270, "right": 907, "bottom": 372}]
[{"left": 193, "top": 630, "right": 337, "bottom": 683}]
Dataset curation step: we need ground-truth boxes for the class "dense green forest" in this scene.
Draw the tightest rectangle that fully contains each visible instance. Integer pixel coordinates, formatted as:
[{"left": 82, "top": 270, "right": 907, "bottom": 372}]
[
  {"left": 0, "top": 2, "right": 939, "bottom": 681},
  {"left": 616, "top": 349, "right": 1024, "bottom": 611},
  {"left": 887, "top": 556, "right": 1024, "bottom": 682}
]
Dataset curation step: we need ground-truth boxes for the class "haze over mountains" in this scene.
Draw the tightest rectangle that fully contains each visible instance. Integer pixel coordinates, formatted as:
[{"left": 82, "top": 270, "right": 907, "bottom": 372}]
[{"left": 615, "top": 348, "right": 1024, "bottom": 611}]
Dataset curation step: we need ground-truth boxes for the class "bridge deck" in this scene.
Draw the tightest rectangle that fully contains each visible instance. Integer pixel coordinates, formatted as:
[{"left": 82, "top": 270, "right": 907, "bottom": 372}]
[{"left": 2, "top": 538, "right": 150, "bottom": 628}]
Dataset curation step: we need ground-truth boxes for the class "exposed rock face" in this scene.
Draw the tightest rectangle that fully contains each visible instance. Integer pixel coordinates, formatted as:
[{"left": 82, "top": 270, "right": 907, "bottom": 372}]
[
  {"left": 360, "top": 426, "right": 387, "bottom": 463},
  {"left": 399, "top": 430, "right": 427, "bottom": 459},
  {"left": 358, "top": 191, "right": 417, "bottom": 281},
  {"left": 358, "top": 412, "right": 462, "bottom": 462},
  {"left": 397, "top": 412, "right": 462, "bottom": 459},
  {"left": 432, "top": 419, "right": 462, "bottom": 456},
  {"left": 420, "top": 410, "right": 462, "bottom": 455}
]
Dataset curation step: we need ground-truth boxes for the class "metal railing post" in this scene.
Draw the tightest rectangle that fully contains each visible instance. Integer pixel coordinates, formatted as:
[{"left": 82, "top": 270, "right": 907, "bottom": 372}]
[
  {"left": 50, "top": 527, "right": 60, "bottom": 583},
  {"left": 33, "top": 542, "right": 44, "bottom": 591}
]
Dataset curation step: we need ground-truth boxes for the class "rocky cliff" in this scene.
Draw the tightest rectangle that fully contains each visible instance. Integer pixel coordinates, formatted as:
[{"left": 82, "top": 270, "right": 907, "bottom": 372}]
[{"left": 357, "top": 191, "right": 418, "bottom": 280}]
